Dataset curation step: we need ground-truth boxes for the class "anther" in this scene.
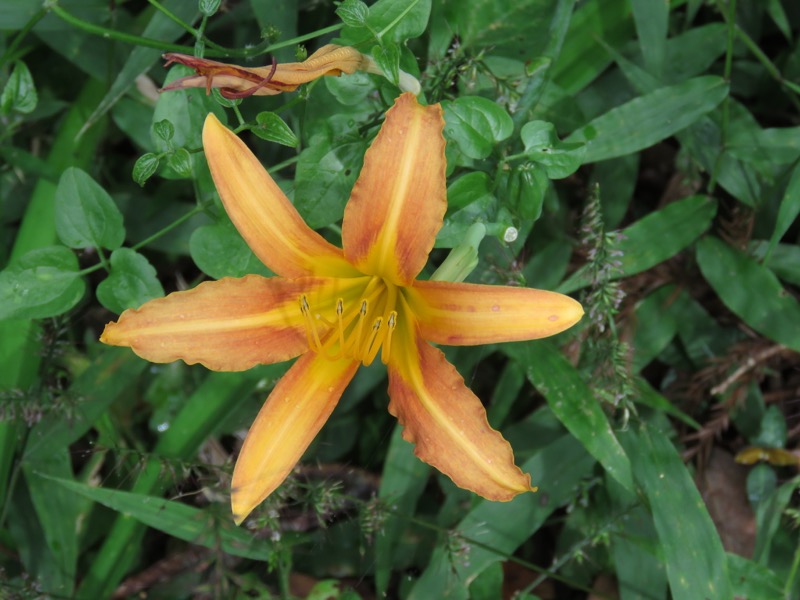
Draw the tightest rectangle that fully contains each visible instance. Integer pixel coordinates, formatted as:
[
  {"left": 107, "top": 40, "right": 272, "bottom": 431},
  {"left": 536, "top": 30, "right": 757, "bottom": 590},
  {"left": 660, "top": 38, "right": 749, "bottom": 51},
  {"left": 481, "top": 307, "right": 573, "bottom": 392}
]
[{"left": 381, "top": 311, "right": 398, "bottom": 365}]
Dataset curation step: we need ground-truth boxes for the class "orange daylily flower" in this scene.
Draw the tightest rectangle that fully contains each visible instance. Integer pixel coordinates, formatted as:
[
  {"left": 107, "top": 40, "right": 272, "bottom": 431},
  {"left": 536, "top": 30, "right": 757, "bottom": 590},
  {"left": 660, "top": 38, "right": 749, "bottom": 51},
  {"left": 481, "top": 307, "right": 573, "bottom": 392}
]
[
  {"left": 101, "top": 93, "right": 583, "bottom": 524},
  {"left": 162, "top": 44, "right": 419, "bottom": 99}
]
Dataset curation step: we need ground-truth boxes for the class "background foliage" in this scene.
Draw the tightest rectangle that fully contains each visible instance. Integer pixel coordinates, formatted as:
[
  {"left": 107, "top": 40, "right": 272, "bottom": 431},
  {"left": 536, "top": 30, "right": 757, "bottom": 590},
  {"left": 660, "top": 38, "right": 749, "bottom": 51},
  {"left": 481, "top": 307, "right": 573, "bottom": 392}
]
[{"left": 1, "top": 0, "right": 799, "bottom": 598}]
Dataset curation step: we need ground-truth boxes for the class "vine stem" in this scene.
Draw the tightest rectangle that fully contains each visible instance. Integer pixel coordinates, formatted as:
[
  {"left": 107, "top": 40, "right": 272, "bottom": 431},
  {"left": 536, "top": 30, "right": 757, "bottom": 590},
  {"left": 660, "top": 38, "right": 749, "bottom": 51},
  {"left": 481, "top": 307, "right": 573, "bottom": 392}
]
[
  {"left": 0, "top": 6, "right": 49, "bottom": 68},
  {"left": 48, "top": 4, "right": 343, "bottom": 59}
]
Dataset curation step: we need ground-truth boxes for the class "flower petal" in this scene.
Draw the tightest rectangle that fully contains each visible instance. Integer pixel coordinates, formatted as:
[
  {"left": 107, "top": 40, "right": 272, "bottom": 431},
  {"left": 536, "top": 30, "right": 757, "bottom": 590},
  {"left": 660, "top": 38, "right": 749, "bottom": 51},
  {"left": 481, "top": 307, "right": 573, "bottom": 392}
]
[
  {"left": 387, "top": 322, "right": 533, "bottom": 501},
  {"left": 407, "top": 280, "right": 584, "bottom": 345},
  {"left": 163, "top": 45, "right": 367, "bottom": 98},
  {"left": 342, "top": 92, "right": 446, "bottom": 285},
  {"left": 203, "top": 113, "right": 359, "bottom": 278},
  {"left": 100, "top": 276, "right": 352, "bottom": 371},
  {"left": 231, "top": 352, "right": 359, "bottom": 523}
]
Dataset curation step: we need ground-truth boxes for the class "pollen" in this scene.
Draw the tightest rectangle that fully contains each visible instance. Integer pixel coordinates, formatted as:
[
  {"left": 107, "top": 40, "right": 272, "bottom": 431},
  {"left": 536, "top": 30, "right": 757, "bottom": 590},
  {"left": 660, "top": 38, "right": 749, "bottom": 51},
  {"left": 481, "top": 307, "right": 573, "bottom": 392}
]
[{"left": 299, "top": 278, "right": 399, "bottom": 366}]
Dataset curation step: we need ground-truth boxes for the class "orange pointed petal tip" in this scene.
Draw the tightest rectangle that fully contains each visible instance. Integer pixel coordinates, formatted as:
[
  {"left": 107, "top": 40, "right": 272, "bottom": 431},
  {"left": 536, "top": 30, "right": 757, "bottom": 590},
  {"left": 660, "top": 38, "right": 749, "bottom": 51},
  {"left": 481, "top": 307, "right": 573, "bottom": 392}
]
[
  {"left": 409, "top": 280, "right": 583, "bottom": 346},
  {"left": 231, "top": 352, "right": 359, "bottom": 524},
  {"left": 388, "top": 330, "right": 534, "bottom": 501},
  {"left": 161, "top": 45, "right": 369, "bottom": 99},
  {"left": 342, "top": 92, "right": 447, "bottom": 285},
  {"left": 99, "top": 276, "right": 325, "bottom": 371},
  {"left": 202, "top": 113, "right": 356, "bottom": 279}
]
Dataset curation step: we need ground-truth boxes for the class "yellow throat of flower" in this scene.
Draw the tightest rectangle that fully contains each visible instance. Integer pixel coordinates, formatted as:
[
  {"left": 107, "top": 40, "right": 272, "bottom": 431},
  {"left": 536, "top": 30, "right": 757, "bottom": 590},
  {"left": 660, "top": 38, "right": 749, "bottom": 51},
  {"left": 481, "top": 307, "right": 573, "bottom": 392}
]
[{"left": 299, "top": 276, "right": 400, "bottom": 367}]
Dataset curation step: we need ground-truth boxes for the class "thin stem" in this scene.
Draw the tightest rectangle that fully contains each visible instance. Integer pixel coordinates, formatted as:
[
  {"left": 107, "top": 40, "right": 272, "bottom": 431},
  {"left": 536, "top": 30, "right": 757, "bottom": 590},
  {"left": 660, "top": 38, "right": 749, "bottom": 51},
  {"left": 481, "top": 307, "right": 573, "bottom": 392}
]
[
  {"left": 132, "top": 201, "right": 213, "bottom": 251},
  {"left": 146, "top": 0, "right": 226, "bottom": 54},
  {"left": 147, "top": 0, "right": 200, "bottom": 40},
  {"left": 708, "top": 0, "right": 736, "bottom": 194},
  {"left": 375, "top": 0, "right": 419, "bottom": 41},
  {"left": 49, "top": 4, "right": 342, "bottom": 59},
  {"left": 0, "top": 6, "right": 48, "bottom": 69},
  {"left": 232, "top": 105, "right": 246, "bottom": 128},
  {"left": 263, "top": 24, "right": 344, "bottom": 54},
  {"left": 49, "top": 4, "right": 195, "bottom": 54},
  {"left": 267, "top": 155, "right": 300, "bottom": 174},
  {"left": 96, "top": 246, "right": 111, "bottom": 272}
]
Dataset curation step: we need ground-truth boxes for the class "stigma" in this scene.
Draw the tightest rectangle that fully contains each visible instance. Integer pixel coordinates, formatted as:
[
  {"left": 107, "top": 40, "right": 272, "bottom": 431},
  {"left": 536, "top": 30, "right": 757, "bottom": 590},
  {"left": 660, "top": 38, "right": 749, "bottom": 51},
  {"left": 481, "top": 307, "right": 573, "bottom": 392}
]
[{"left": 299, "top": 282, "right": 398, "bottom": 366}]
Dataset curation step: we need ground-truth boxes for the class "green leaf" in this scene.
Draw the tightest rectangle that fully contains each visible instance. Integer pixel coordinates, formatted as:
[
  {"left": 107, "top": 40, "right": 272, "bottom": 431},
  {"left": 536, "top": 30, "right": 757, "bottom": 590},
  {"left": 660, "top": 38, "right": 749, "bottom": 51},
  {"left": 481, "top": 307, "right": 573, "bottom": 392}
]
[
  {"left": 409, "top": 433, "right": 595, "bottom": 598},
  {"left": 336, "top": 0, "right": 370, "bottom": 27},
  {"left": 154, "top": 65, "right": 226, "bottom": 151},
  {"left": 78, "top": 0, "right": 200, "bottom": 135},
  {"left": 23, "top": 452, "right": 78, "bottom": 596},
  {"left": 508, "top": 163, "right": 549, "bottom": 220},
  {"left": 764, "top": 162, "right": 800, "bottom": 261},
  {"left": 96, "top": 248, "right": 165, "bottom": 314},
  {"left": 751, "top": 405, "right": 787, "bottom": 449},
  {"left": 295, "top": 138, "right": 367, "bottom": 229},
  {"left": 696, "top": 236, "right": 800, "bottom": 353},
  {"left": 199, "top": 0, "right": 221, "bottom": 17},
  {"left": 371, "top": 42, "right": 401, "bottom": 87},
  {"left": 631, "top": 285, "right": 679, "bottom": 372},
  {"left": 728, "top": 553, "right": 784, "bottom": 599},
  {"left": 1, "top": 60, "right": 37, "bottom": 115},
  {"left": 438, "top": 0, "right": 565, "bottom": 60},
  {"left": 552, "top": 0, "right": 634, "bottom": 95},
  {"left": 566, "top": 76, "right": 729, "bottom": 163},
  {"left": 437, "top": 173, "right": 496, "bottom": 248},
  {"left": 132, "top": 152, "right": 160, "bottom": 187},
  {"left": 751, "top": 241, "right": 800, "bottom": 287},
  {"left": 0, "top": 246, "right": 85, "bottom": 320},
  {"left": 446, "top": 171, "right": 492, "bottom": 211},
  {"left": 342, "top": 0, "right": 431, "bottom": 44},
  {"left": 443, "top": 96, "right": 513, "bottom": 160},
  {"left": 152, "top": 119, "right": 175, "bottom": 143},
  {"left": 506, "top": 340, "right": 634, "bottom": 492},
  {"left": 190, "top": 218, "right": 271, "bottom": 279},
  {"left": 55, "top": 167, "right": 125, "bottom": 250},
  {"left": 621, "top": 424, "right": 732, "bottom": 600},
  {"left": 252, "top": 111, "right": 299, "bottom": 147},
  {"left": 520, "top": 120, "right": 585, "bottom": 178},
  {"left": 44, "top": 476, "right": 280, "bottom": 561},
  {"left": 166, "top": 147, "right": 193, "bottom": 178},
  {"left": 631, "top": 0, "right": 668, "bottom": 75},
  {"left": 753, "top": 476, "right": 800, "bottom": 563},
  {"left": 375, "top": 426, "right": 430, "bottom": 595},
  {"left": 24, "top": 349, "right": 146, "bottom": 460},
  {"left": 559, "top": 195, "right": 717, "bottom": 293}
]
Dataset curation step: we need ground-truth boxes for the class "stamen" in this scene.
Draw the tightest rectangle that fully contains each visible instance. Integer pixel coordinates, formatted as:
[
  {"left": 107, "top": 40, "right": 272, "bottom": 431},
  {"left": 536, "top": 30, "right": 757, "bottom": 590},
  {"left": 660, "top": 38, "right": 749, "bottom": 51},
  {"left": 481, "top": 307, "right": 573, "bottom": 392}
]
[
  {"left": 362, "top": 318, "right": 383, "bottom": 366},
  {"left": 381, "top": 311, "right": 398, "bottom": 364},
  {"left": 298, "top": 283, "right": 399, "bottom": 366},
  {"left": 335, "top": 298, "right": 345, "bottom": 350},
  {"left": 299, "top": 295, "right": 324, "bottom": 352}
]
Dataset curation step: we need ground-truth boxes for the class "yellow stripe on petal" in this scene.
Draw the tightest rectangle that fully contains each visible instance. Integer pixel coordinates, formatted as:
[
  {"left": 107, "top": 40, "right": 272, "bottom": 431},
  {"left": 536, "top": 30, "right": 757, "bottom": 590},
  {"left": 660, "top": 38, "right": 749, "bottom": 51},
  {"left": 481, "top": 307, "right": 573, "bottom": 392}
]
[
  {"left": 203, "top": 114, "right": 359, "bottom": 278},
  {"left": 407, "top": 280, "right": 584, "bottom": 346},
  {"left": 342, "top": 92, "right": 446, "bottom": 285},
  {"left": 100, "top": 276, "right": 345, "bottom": 371},
  {"left": 231, "top": 352, "right": 359, "bottom": 523},
  {"left": 387, "top": 321, "right": 533, "bottom": 501}
]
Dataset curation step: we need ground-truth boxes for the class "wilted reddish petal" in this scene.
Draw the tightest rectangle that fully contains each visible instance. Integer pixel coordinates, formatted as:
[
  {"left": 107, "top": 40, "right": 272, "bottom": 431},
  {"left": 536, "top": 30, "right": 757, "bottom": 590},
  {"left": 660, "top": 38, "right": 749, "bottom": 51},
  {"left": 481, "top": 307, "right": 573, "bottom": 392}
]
[
  {"left": 100, "top": 276, "right": 341, "bottom": 371},
  {"left": 231, "top": 351, "right": 359, "bottom": 523},
  {"left": 387, "top": 323, "right": 533, "bottom": 501},
  {"left": 342, "top": 92, "right": 446, "bottom": 286},
  {"left": 162, "top": 45, "right": 368, "bottom": 98},
  {"left": 407, "top": 280, "right": 584, "bottom": 346},
  {"left": 203, "top": 114, "right": 359, "bottom": 279}
]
